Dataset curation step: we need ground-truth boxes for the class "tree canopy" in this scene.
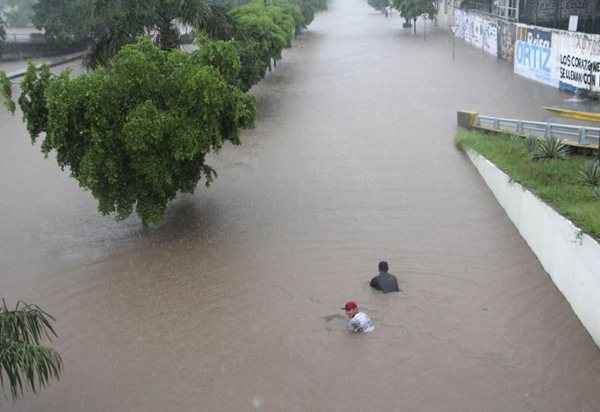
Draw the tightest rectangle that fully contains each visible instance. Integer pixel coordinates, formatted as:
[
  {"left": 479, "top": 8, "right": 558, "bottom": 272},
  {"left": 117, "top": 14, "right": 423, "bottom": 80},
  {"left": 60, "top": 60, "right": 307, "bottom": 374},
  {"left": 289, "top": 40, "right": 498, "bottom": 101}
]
[
  {"left": 1, "top": 0, "right": 328, "bottom": 225},
  {"left": 392, "top": 0, "right": 437, "bottom": 33},
  {"left": 31, "top": 0, "right": 212, "bottom": 67},
  {"left": 368, "top": 0, "right": 390, "bottom": 12},
  {"left": 30, "top": 0, "right": 327, "bottom": 67},
  {"left": 13, "top": 38, "right": 255, "bottom": 225}
]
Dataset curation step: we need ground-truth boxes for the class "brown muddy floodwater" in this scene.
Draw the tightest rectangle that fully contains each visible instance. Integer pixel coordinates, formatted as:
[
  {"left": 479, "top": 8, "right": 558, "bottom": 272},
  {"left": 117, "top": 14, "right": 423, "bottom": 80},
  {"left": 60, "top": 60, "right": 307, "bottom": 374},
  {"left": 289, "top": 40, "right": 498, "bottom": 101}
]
[{"left": 2, "top": 0, "right": 600, "bottom": 410}]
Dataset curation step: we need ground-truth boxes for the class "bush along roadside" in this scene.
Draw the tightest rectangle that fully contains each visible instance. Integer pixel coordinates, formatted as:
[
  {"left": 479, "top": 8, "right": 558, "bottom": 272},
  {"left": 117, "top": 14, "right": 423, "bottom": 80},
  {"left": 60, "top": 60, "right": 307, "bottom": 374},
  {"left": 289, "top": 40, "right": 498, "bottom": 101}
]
[
  {"left": 226, "top": 0, "right": 327, "bottom": 91},
  {"left": 0, "top": 0, "right": 329, "bottom": 226},
  {"left": 456, "top": 130, "right": 600, "bottom": 240}
]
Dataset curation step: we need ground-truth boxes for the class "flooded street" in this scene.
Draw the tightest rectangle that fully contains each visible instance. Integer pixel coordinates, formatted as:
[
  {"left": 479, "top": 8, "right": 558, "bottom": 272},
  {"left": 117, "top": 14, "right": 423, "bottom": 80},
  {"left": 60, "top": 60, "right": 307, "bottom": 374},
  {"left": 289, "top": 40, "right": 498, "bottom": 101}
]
[{"left": 2, "top": 0, "right": 600, "bottom": 410}]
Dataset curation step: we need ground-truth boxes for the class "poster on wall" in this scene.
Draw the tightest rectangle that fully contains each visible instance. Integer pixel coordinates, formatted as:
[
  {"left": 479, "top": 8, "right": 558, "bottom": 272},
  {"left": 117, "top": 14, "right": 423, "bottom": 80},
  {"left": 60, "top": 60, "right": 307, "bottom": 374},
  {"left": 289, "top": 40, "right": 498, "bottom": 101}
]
[
  {"left": 513, "top": 26, "right": 558, "bottom": 87},
  {"left": 454, "top": 10, "right": 498, "bottom": 57},
  {"left": 554, "top": 31, "right": 600, "bottom": 93}
]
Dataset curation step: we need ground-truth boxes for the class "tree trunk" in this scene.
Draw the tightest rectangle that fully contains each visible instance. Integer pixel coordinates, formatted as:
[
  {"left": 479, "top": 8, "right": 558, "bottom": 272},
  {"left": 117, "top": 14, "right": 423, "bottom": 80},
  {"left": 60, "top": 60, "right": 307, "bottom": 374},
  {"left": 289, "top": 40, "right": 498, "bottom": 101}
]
[
  {"left": 158, "top": 22, "right": 179, "bottom": 50},
  {"left": 413, "top": 17, "right": 417, "bottom": 34}
]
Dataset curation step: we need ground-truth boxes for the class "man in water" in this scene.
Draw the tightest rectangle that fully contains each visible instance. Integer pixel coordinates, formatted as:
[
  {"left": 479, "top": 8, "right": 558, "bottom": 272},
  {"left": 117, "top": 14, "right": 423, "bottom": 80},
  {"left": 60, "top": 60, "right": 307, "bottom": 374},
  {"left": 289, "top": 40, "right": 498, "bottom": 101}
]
[
  {"left": 369, "top": 261, "right": 400, "bottom": 293},
  {"left": 342, "top": 301, "right": 374, "bottom": 333}
]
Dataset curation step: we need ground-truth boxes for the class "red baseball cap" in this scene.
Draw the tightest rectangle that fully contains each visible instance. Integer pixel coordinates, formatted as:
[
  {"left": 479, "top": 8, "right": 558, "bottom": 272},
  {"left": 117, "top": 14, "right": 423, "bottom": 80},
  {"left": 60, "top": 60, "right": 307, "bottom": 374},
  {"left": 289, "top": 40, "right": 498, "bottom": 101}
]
[{"left": 342, "top": 301, "right": 358, "bottom": 311}]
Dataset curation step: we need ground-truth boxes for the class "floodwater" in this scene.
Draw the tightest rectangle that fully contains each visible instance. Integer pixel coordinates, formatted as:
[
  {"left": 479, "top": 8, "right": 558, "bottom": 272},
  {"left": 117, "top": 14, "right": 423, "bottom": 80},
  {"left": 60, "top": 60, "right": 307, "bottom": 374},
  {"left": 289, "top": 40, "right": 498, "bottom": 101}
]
[{"left": 2, "top": 0, "right": 600, "bottom": 410}]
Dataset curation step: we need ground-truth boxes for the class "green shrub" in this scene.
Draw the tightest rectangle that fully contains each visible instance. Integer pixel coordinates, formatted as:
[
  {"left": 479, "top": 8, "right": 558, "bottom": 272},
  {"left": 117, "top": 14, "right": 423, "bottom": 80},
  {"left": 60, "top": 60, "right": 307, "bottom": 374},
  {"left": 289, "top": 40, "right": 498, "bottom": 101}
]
[
  {"left": 579, "top": 160, "right": 600, "bottom": 186},
  {"left": 526, "top": 135, "right": 538, "bottom": 154},
  {"left": 455, "top": 130, "right": 600, "bottom": 239},
  {"left": 532, "top": 136, "right": 570, "bottom": 161}
]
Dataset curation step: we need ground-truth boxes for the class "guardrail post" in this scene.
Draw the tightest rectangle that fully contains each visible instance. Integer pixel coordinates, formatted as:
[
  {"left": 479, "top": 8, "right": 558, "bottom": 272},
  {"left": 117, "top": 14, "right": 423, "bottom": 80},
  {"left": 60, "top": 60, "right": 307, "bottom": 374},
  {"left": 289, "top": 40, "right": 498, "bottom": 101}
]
[
  {"left": 579, "top": 128, "right": 589, "bottom": 145},
  {"left": 545, "top": 123, "right": 551, "bottom": 138},
  {"left": 457, "top": 111, "right": 478, "bottom": 129},
  {"left": 494, "top": 118, "right": 500, "bottom": 130},
  {"left": 517, "top": 121, "right": 523, "bottom": 134}
]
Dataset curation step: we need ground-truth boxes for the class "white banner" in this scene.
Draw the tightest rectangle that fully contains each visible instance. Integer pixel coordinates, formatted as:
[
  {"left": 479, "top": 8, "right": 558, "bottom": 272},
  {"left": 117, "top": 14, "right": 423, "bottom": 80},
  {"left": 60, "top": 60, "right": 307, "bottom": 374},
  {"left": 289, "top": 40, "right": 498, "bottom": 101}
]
[{"left": 554, "top": 31, "right": 600, "bottom": 93}]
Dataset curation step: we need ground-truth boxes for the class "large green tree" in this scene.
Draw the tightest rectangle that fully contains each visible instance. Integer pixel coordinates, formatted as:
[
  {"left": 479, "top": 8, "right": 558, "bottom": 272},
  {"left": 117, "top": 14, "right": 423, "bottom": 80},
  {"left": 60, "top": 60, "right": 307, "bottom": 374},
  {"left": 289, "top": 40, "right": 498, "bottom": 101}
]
[
  {"left": 11, "top": 38, "right": 255, "bottom": 225},
  {"left": 32, "top": 0, "right": 212, "bottom": 67},
  {"left": 0, "top": 0, "right": 327, "bottom": 225},
  {"left": 368, "top": 0, "right": 389, "bottom": 12},
  {"left": 392, "top": 0, "right": 437, "bottom": 34},
  {"left": 0, "top": 300, "right": 62, "bottom": 400},
  {"left": 31, "top": 0, "right": 94, "bottom": 45}
]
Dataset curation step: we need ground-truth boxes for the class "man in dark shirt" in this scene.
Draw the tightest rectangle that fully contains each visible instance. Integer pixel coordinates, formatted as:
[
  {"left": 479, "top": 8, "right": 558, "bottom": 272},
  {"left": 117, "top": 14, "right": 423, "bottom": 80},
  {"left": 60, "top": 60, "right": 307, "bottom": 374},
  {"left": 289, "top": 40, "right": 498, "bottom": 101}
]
[{"left": 369, "top": 261, "right": 400, "bottom": 293}]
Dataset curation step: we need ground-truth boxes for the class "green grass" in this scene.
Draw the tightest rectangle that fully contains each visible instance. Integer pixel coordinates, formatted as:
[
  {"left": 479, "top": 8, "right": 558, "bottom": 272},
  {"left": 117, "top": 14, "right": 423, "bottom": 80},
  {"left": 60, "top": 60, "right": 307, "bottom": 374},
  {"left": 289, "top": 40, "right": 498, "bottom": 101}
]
[{"left": 456, "top": 130, "right": 600, "bottom": 240}]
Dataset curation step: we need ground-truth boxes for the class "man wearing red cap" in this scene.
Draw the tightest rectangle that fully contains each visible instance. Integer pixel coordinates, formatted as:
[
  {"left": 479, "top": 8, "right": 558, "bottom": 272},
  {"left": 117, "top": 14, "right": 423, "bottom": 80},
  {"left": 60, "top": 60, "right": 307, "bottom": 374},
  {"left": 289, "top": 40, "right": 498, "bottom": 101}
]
[{"left": 342, "top": 301, "right": 374, "bottom": 333}]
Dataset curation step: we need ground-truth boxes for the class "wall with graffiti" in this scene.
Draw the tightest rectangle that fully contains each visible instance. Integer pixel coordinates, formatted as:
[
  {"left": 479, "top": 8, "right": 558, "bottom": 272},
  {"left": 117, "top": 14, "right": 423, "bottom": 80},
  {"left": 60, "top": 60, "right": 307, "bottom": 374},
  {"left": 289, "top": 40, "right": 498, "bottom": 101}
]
[
  {"left": 454, "top": 9, "right": 498, "bottom": 57},
  {"left": 453, "top": 9, "right": 515, "bottom": 62},
  {"left": 452, "top": 8, "right": 600, "bottom": 94}
]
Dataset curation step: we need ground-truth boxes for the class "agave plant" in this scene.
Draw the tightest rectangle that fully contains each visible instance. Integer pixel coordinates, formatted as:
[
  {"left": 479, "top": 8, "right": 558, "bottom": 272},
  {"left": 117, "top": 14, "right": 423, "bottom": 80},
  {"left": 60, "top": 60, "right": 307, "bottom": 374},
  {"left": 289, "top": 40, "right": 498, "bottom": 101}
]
[
  {"left": 0, "top": 300, "right": 62, "bottom": 400},
  {"left": 526, "top": 135, "right": 539, "bottom": 154},
  {"left": 531, "top": 136, "right": 570, "bottom": 160},
  {"left": 579, "top": 160, "right": 600, "bottom": 187}
]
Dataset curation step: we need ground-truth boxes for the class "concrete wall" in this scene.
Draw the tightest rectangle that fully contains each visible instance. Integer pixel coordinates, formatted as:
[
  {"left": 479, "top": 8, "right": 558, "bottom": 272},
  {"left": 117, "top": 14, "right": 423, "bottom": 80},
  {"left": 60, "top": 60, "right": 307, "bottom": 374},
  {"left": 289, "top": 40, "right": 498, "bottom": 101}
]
[
  {"left": 450, "top": 8, "right": 517, "bottom": 62},
  {"left": 466, "top": 148, "right": 600, "bottom": 347},
  {"left": 449, "top": 7, "right": 600, "bottom": 93}
]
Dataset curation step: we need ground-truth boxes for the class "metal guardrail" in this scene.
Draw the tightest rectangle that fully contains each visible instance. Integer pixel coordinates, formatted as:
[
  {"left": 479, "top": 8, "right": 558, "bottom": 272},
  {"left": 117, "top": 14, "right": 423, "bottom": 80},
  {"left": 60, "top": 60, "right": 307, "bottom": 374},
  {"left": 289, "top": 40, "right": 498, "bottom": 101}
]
[
  {"left": 4, "top": 33, "right": 46, "bottom": 44},
  {"left": 477, "top": 115, "right": 600, "bottom": 146}
]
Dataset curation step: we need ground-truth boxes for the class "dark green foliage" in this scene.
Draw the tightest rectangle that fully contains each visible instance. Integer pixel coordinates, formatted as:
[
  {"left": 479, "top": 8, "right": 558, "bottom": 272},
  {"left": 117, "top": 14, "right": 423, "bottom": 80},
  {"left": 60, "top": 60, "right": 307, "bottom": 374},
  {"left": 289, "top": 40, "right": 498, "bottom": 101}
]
[
  {"left": 32, "top": 0, "right": 94, "bottom": 45},
  {"left": 392, "top": 0, "right": 437, "bottom": 33},
  {"left": 531, "top": 136, "right": 571, "bottom": 160},
  {"left": 0, "top": 300, "right": 62, "bottom": 400},
  {"left": 203, "top": 4, "right": 236, "bottom": 40},
  {"left": 32, "top": 0, "right": 212, "bottom": 66},
  {"left": 0, "top": 71, "right": 16, "bottom": 114},
  {"left": 456, "top": 130, "right": 600, "bottom": 239},
  {"left": 228, "top": 0, "right": 304, "bottom": 90},
  {"left": 8, "top": 0, "right": 326, "bottom": 225},
  {"left": 17, "top": 38, "right": 255, "bottom": 225},
  {"left": 18, "top": 64, "right": 52, "bottom": 143},
  {"left": 368, "top": 0, "right": 390, "bottom": 11},
  {"left": 580, "top": 160, "right": 600, "bottom": 186},
  {"left": 296, "top": 0, "right": 328, "bottom": 26}
]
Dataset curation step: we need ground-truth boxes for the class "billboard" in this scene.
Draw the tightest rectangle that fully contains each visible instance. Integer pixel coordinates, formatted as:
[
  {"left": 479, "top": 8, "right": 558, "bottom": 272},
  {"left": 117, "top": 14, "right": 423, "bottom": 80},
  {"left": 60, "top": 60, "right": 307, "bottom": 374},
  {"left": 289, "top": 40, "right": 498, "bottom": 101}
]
[
  {"left": 554, "top": 31, "right": 600, "bottom": 93},
  {"left": 514, "top": 26, "right": 558, "bottom": 87}
]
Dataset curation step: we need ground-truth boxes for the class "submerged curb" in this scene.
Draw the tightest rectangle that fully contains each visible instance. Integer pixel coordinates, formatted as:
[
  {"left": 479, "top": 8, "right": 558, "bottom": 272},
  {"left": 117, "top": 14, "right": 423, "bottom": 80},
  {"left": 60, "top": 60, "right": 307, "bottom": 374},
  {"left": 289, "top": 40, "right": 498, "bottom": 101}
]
[{"left": 465, "top": 148, "right": 600, "bottom": 348}]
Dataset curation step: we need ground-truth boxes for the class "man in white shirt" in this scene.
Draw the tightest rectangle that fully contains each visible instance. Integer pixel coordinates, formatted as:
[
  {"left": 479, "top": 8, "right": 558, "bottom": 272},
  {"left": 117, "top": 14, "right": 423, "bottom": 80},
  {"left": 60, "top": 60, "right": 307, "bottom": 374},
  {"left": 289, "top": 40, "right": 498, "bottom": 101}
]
[{"left": 342, "top": 301, "right": 374, "bottom": 333}]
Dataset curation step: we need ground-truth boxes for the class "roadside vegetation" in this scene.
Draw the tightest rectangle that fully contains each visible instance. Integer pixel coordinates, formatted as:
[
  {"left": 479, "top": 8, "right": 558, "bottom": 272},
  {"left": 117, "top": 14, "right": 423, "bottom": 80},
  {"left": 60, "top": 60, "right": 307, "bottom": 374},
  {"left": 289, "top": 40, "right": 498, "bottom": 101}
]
[
  {"left": 0, "top": 0, "right": 327, "bottom": 401},
  {"left": 0, "top": 0, "right": 328, "bottom": 226},
  {"left": 0, "top": 300, "right": 62, "bottom": 400},
  {"left": 391, "top": 0, "right": 436, "bottom": 32},
  {"left": 456, "top": 130, "right": 600, "bottom": 239}
]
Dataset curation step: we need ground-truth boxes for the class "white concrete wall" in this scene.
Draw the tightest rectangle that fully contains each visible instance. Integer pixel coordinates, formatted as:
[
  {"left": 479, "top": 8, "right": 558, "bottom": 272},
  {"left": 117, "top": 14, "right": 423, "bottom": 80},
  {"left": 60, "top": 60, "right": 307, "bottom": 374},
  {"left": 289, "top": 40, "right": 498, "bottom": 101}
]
[{"left": 466, "top": 149, "right": 600, "bottom": 347}]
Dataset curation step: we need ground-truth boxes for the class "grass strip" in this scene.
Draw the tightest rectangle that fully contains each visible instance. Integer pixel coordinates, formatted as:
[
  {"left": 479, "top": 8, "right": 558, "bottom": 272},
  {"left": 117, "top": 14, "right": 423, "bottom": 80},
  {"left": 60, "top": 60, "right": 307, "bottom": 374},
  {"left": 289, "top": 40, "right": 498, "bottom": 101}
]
[{"left": 456, "top": 130, "right": 600, "bottom": 240}]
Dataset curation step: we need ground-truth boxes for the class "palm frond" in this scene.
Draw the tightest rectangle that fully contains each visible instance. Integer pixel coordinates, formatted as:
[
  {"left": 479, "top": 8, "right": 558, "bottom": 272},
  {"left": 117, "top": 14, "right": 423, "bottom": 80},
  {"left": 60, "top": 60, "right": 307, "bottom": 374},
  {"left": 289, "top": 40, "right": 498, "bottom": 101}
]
[
  {"left": 0, "top": 339, "right": 62, "bottom": 399},
  {"left": 0, "top": 299, "right": 57, "bottom": 345}
]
